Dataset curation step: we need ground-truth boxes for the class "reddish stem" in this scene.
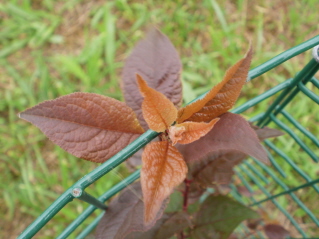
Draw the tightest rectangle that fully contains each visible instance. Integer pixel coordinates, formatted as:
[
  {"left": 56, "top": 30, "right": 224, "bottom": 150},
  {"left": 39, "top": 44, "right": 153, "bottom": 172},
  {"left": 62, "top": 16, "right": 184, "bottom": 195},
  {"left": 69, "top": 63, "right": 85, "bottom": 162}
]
[{"left": 183, "top": 178, "right": 192, "bottom": 212}]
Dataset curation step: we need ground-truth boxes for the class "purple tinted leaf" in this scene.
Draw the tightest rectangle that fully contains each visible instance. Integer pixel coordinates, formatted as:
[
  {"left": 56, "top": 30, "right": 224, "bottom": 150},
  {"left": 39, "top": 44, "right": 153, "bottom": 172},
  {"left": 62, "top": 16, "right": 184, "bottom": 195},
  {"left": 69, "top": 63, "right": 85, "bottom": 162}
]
[
  {"left": 122, "top": 28, "right": 182, "bottom": 130},
  {"left": 96, "top": 182, "right": 166, "bottom": 239},
  {"left": 264, "top": 224, "right": 290, "bottom": 239},
  {"left": 177, "top": 112, "right": 269, "bottom": 164},
  {"left": 250, "top": 124, "right": 285, "bottom": 140}
]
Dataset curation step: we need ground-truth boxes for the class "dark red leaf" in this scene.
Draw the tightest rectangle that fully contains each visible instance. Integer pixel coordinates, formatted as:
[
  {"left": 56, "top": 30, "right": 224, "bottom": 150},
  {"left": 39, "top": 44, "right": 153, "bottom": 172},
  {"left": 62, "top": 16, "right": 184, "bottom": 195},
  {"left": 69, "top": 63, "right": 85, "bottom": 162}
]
[
  {"left": 177, "top": 112, "right": 269, "bottom": 164},
  {"left": 264, "top": 224, "right": 290, "bottom": 239},
  {"left": 95, "top": 182, "right": 167, "bottom": 239},
  {"left": 192, "top": 195, "right": 259, "bottom": 239},
  {"left": 122, "top": 28, "right": 182, "bottom": 130},
  {"left": 19, "top": 93, "right": 144, "bottom": 163}
]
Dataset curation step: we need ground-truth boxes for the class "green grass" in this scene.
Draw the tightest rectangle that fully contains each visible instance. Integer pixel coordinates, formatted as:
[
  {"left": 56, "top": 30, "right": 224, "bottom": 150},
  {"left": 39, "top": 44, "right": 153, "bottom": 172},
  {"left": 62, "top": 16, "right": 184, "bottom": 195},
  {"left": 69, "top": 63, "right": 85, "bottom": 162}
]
[{"left": 1, "top": 0, "right": 319, "bottom": 238}]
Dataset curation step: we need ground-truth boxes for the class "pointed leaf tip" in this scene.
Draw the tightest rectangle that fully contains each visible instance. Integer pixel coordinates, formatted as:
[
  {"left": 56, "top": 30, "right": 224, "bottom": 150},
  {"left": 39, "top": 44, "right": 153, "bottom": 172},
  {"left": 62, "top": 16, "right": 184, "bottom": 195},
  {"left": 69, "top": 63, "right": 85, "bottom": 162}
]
[
  {"left": 141, "top": 141, "right": 187, "bottom": 225},
  {"left": 136, "top": 74, "right": 178, "bottom": 132},
  {"left": 178, "top": 45, "right": 253, "bottom": 123},
  {"left": 122, "top": 28, "right": 182, "bottom": 130}
]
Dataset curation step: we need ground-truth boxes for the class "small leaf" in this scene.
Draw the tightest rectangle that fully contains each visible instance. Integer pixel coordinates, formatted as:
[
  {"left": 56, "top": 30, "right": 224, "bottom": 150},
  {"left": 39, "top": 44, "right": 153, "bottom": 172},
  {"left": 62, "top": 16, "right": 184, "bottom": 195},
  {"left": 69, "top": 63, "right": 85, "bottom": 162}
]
[
  {"left": 122, "top": 28, "right": 182, "bottom": 130},
  {"left": 178, "top": 46, "right": 252, "bottom": 123},
  {"left": 19, "top": 93, "right": 144, "bottom": 163},
  {"left": 141, "top": 141, "right": 187, "bottom": 224},
  {"left": 177, "top": 112, "right": 269, "bottom": 164},
  {"left": 95, "top": 182, "right": 166, "bottom": 239},
  {"left": 264, "top": 224, "right": 290, "bottom": 239},
  {"left": 169, "top": 118, "right": 219, "bottom": 145},
  {"left": 192, "top": 195, "right": 259, "bottom": 239},
  {"left": 137, "top": 74, "right": 177, "bottom": 132}
]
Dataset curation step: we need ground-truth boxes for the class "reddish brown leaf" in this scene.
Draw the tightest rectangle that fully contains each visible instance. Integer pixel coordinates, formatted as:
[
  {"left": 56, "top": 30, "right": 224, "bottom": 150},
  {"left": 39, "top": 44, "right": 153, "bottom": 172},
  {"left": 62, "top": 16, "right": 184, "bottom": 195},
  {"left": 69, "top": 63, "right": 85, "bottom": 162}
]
[
  {"left": 137, "top": 74, "right": 178, "bottom": 132},
  {"left": 237, "top": 186, "right": 254, "bottom": 197},
  {"left": 96, "top": 182, "right": 167, "bottom": 239},
  {"left": 177, "top": 112, "right": 269, "bottom": 164},
  {"left": 178, "top": 47, "right": 252, "bottom": 123},
  {"left": 122, "top": 28, "right": 182, "bottom": 130},
  {"left": 189, "top": 150, "right": 246, "bottom": 184},
  {"left": 141, "top": 141, "right": 187, "bottom": 225},
  {"left": 192, "top": 195, "right": 259, "bottom": 239},
  {"left": 169, "top": 118, "right": 219, "bottom": 145},
  {"left": 250, "top": 124, "right": 285, "bottom": 140},
  {"left": 264, "top": 224, "right": 290, "bottom": 239},
  {"left": 19, "top": 93, "right": 144, "bottom": 163}
]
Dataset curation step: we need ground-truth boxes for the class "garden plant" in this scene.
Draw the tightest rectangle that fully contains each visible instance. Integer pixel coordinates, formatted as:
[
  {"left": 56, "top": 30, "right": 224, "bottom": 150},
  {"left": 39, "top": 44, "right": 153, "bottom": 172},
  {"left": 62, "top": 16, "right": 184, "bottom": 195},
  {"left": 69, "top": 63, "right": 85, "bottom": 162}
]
[{"left": 19, "top": 29, "right": 289, "bottom": 239}]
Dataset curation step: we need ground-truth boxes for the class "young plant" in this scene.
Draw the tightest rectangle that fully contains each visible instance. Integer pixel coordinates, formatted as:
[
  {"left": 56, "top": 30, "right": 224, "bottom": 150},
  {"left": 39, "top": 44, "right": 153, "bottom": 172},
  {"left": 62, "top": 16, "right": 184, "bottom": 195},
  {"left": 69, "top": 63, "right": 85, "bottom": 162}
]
[{"left": 20, "top": 28, "right": 285, "bottom": 238}]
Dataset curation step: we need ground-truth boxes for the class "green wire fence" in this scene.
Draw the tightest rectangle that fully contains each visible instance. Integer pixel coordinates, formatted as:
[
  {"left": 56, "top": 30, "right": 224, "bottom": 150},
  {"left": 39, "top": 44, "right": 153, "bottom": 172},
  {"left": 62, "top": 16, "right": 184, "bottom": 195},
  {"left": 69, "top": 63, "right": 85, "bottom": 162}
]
[{"left": 18, "top": 35, "right": 319, "bottom": 239}]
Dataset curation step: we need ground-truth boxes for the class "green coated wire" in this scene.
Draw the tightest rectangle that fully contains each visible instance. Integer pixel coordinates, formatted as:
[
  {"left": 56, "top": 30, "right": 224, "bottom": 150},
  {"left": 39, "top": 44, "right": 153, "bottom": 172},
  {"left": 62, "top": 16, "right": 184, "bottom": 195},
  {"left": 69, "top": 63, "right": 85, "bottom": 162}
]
[
  {"left": 56, "top": 170, "right": 140, "bottom": 239},
  {"left": 270, "top": 113, "right": 318, "bottom": 162},
  {"left": 310, "top": 77, "right": 319, "bottom": 88},
  {"left": 250, "top": 178, "right": 319, "bottom": 206},
  {"left": 281, "top": 109, "right": 319, "bottom": 148},
  {"left": 298, "top": 82, "right": 319, "bottom": 104},
  {"left": 265, "top": 140, "right": 319, "bottom": 194},
  {"left": 236, "top": 166, "right": 307, "bottom": 237},
  {"left": 251, "top": 158, "right": 319, "bottom": 227},
  {"left": 18, "top": 35, "right": 319, "bottom": 239}
]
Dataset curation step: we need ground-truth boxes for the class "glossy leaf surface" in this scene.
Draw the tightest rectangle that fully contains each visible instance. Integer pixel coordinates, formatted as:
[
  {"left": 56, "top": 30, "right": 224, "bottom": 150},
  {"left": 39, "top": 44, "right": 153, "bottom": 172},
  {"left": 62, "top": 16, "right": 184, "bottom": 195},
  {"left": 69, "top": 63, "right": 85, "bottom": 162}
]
[
  {"left": 137, "top": 74, "right": 177, "bottom": 132},
  {"left": 177, "top": 112, "right": 269, "bottom": 164},
  {"left": 141, "top": 141, "right": 187, "bottom": 224},
  {"left": 178, "top": 47, "right": 252, "bottom": 123},
  {"left": 169, "top": 118, "right": 219, "bottom": 145},
  {"left": 19, "top": 93, "right": 144, "bottom": 163},
  {"left": 192, "top": 195, "right": 259, "bottom": 239},
  {"left": 122, "top": 28, "right": 182, "bottom": 130}
]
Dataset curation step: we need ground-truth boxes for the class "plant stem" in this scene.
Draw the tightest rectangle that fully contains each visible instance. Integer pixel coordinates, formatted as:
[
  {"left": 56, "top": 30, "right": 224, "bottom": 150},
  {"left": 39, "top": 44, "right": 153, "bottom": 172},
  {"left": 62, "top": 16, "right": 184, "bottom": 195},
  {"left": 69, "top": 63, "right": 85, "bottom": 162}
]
[{"left": 183, "top": 178, "right": 191, "bottom": 212}]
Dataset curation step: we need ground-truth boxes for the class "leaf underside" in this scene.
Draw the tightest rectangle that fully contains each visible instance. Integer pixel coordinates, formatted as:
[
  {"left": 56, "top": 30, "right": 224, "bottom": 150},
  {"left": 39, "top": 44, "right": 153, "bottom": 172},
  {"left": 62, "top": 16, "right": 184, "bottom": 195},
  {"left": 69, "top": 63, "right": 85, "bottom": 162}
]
[
  {"left": 136, "top": 74, "right": 177, "bottom": 132},
  {"left": 19, "top": 92, "right": 144, "bottom": 163},
  {"left": 178, "top": 46, "right": 252, "bottom": 123},
  {"left": 177, "top": 112, "right": 269, "bottom": 164},
  {"left": 122, "top": 28, "right": 182, "bottom": 130},
  {"left": 95, "top": 182, "right": 166, "bottom": 239},
  {"left": 141, "top": 141, "right": 187, "bottom": 225}
]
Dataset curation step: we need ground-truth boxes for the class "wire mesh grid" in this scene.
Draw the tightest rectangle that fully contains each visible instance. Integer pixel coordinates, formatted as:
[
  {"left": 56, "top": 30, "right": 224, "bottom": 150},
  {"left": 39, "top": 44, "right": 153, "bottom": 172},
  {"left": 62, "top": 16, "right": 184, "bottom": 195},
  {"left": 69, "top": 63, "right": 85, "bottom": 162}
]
[{"left": 18, "top": 36, "right": 319, "bottom": 239}]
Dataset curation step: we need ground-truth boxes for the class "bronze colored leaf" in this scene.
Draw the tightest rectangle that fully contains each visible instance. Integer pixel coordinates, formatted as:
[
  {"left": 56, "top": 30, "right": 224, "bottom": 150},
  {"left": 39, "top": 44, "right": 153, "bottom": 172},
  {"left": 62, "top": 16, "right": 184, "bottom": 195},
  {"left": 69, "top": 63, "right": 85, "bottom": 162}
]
[
  {"left": 96, "top": 182, "right": 167, "bottom": 239},
  {"left": 136, "top": 74, "right": 177, "bottom": 132},
  {"left": 178, "top": 47, "right": 252, "bottom": 123},
  {"left": 19, "top": 93, "right": 144, "bottom": 163},
  {"left": 141, "top": 141, "right": 187, "bottom": 225},
  {"left": 169, "top": 118, "right": 219, "bottom": 145},
  {"left": 122, "top": 28, "right": 182, "bottom": 130},
  {"left": 177, "top": 112, "right": 269, "bottom": 164},
  {"left": 264, "top": 224, "right": 290, "bottom": 239}
]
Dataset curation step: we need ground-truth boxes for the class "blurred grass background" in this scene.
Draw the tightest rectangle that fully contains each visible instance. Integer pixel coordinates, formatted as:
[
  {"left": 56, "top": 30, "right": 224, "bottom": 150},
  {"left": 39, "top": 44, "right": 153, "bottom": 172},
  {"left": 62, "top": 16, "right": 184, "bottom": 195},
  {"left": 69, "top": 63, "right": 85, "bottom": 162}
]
[{"left": 1, "top": 0, "right": 318, "bottom": 238}]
